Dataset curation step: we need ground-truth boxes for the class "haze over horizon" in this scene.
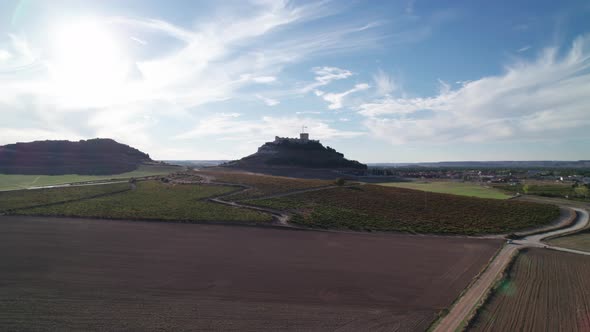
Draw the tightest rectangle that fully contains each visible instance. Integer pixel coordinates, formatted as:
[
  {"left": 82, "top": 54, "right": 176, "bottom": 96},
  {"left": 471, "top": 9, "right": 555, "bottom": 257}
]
[{"left": 1, "top": 0, "right": 589, "bottom": 163}]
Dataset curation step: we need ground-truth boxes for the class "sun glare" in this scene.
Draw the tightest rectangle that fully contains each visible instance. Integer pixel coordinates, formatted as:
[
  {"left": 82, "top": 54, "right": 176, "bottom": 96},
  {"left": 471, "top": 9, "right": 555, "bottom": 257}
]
[{"left": 49, "top": 18, "right": 129, "bottom": 105}]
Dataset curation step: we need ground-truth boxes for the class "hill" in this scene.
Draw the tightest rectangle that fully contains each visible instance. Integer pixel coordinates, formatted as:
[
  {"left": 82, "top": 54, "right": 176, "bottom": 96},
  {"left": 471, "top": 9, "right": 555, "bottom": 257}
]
[
  {"left": 223, "top": 135, "right": 367, "bottom": 173},
  {"left": 0, "top": 138, "right": 152, "bottom": 175}
]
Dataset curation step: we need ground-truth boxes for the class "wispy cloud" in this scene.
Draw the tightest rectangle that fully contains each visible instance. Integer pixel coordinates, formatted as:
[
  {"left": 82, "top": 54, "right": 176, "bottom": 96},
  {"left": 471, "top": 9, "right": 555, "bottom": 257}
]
[
  {"left": 373, "top": 69, "right": 397, "bottom": 96},
  {"left": 300, "top": 66, "right": 353, "bottom": 93},
  {"left": 175, "top": 113, "right": 363, "bottom": 141},
  {"left": 256, "top": 94, "right": 280, "bottom": 106},
  {"left": 517, "top": 45, "right": 531, "bottom": 52},
  {"left": 130, "top": 36, "right": 147, "bottom": 45},
  {"left": 405, "top": 0, "right": 416, "bottom": 15},
  {"left": 359, "top": 34, "right": 590, "bottom": 144},
  {"left": 319, "top": 83, "right": 370, "bottom": 110},
  {"left": 0, "top": 0, "right": 382, "bottom": 156}
]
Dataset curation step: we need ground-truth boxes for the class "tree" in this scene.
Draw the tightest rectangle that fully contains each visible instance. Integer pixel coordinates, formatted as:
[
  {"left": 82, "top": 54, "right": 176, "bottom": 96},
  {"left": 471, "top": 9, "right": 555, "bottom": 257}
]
[
  {"left": 522, "top": 184, "right": 530, "bottom": 194},
  {"left": 574, "top": 185, "right": 589, "bottom": 199},
  {"left": 335, "top": 178, "right": 346, "bottom": 186}
]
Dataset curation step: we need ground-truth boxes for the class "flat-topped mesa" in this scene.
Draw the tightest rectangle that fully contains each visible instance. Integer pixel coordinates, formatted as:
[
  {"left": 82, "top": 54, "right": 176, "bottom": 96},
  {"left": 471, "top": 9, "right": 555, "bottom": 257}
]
[{"left": 0, "top": 138, "right": 153, "bottom": 175}]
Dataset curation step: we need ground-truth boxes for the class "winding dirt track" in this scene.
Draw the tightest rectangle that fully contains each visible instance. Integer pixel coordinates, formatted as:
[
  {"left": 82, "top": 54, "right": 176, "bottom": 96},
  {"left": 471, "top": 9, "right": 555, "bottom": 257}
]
[{"left": 433, "top": 207, "right": 589, "bottom": 332}]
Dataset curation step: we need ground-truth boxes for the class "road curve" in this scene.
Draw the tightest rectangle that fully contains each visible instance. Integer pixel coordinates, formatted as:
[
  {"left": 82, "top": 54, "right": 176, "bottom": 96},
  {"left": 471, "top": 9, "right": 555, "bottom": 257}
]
[{"left": 433, "top": 207, "right": 589, "bottom": 332}]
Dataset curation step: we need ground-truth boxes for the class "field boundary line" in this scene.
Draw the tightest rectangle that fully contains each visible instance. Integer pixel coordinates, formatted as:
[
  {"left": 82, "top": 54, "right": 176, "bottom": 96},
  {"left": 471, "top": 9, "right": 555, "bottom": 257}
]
[
  {"left": 426, "top": 242, "right": 505, "bottom": 331},
  {"left": 432, "top": 244, "right": 519, "bottom": 332},
  {"left": 459, "top": 247, "right": 521, "bottom": 331}
]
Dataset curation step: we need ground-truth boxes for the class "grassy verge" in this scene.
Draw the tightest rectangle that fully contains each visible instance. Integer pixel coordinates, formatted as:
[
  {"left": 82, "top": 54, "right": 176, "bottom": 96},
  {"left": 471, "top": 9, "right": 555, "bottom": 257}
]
[
  {"left": 13, "top": 181, "right": 272, "bottom": 223},
  {"left": 0, "top": 164, "right": 182, "bottom": 191},
  {"left": 246, "top": 185, "right": 560, "bottom": 234},
  {"left": 547, "top": 229, "right": 590, "bottom": 252}
]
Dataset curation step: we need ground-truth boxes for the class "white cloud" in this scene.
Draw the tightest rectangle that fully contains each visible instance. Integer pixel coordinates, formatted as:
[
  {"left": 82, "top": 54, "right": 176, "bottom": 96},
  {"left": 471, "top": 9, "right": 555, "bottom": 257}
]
[
  {"left": 359, "top": 34, "right": 590, "bottom": 145},
  {"left": 130, "top": 36, "right": 147, "bottom": 45},
  {"left": 175, "top": 113, "right": 363, "bottom": 141},
  {"left": 372, "top": 69, "right": 397, "bottom": 96},
  {"left": 0, "top": 0, "right": 382, "bottom": 157},
  {"left": 301, "top": 66, "right": 353, "bottom": 93},
  {"left": 251, "top": 76, "right": 277, "bottom": 83},
  {"left": 517, "top": 45, "right": 531, "bottom": 53},
  {"left": 256, "top": 94, "right": 280, "bottom": 106},
  {"left": 0, "top": 49, "right": 11, "bottom": 61},
  {"left": 320, "top": 83, "right": 370, "bottom": 110}
]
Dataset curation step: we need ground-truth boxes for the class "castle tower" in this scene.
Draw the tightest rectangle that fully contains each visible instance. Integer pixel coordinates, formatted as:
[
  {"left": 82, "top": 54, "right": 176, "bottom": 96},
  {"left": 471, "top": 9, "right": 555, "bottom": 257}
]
[{"left": 300, "top": 125, "right": 309, "bottom": 142}]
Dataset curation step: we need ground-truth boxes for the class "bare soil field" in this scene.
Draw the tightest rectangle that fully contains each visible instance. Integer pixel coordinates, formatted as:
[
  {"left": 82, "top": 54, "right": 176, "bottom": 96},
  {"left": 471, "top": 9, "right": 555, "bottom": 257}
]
[
  {"left": 469, "top": 248, "right": 590, "bottom": 331},
  {"left": 0, "top": 216, "right": 501, "bottom": 331}
]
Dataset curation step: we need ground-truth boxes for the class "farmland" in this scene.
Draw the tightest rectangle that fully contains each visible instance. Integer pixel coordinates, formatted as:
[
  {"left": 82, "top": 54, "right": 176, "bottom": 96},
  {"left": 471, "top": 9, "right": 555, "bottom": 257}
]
[
  {"left": 469, "top": 248, "right": 590, "bottom": 331},
  {"left": 494, "top": 182, "right": 590, "bottom": 201},
  {"left": 0, "top": 164, "right": 182, "bottom": 191},
  {"left": 246, "top": 184, "right": 560, "bottom": 234},
  {"left": 379, "top": 181, "right": 510, "bottom": 199},
  {"left": 14, "top": 181, "right": 271, "bottom": 223},
  {"left": 547, "top": 231, "right": 590, "bottom": 252},
  {"left": 196, "top": 170, "right": 334, "bottom": 199},
  {"left": 0, "top": 216, "right": 501, "bottom": 331},
  {"left": 0, "top": 182, "right": 130, "bottom": 212}
]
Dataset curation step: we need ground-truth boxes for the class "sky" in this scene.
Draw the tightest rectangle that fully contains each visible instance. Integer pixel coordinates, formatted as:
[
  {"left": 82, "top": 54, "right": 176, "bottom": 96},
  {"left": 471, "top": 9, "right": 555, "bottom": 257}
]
[{"left": 0, "top": 0, "right": 589, "bottom": 163}]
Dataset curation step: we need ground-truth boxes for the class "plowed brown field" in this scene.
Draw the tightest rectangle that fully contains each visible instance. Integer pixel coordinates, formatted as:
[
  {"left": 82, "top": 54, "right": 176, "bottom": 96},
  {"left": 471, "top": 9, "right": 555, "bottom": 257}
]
[
  {"left": 469, "top": 248, "right": 590, "bottom": 331},
  {"left": 0, "top": 216, "right": 501, "bottom": 331}
]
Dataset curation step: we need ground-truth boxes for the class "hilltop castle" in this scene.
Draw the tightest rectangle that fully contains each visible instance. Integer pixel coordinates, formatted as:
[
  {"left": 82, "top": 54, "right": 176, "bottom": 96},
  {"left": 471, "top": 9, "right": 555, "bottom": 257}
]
[
  {"left": 224, "top": 129, "right": 367, "bottom": 171},
  {"left": 272, "top": 132, "right": 319, "bottom": 144},
  {"left": 255, "top": 132, "right": 319, "bottom": 155}
]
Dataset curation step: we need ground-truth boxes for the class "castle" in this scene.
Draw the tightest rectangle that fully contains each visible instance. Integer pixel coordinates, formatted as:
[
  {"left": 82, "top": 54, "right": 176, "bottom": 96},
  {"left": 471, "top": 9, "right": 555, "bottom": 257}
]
[
  {"left": 272, "top": 132, "right": 319, "bottom": 144},
  {"left": 256, "top": 132, "right": 319, "bottom": 154}
]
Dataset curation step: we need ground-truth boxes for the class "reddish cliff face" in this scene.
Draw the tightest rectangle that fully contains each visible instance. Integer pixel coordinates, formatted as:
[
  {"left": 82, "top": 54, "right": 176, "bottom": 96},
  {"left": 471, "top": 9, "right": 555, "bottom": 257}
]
[{"left": 0, "top": 138, "right": 152, "bottom": 175}]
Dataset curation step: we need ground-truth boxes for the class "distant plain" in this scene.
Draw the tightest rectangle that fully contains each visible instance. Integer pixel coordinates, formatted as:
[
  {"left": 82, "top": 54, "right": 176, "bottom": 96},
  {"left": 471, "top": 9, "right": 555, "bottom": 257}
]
[{"left": 0, "top": 164, "right": 181, "bottom": 191}]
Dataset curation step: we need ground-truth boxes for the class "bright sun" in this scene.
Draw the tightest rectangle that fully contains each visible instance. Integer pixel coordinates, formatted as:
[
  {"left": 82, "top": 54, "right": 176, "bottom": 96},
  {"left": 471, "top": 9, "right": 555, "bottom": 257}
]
[{"left": 49, "top": 19, "right": 129, "bottom": 104}]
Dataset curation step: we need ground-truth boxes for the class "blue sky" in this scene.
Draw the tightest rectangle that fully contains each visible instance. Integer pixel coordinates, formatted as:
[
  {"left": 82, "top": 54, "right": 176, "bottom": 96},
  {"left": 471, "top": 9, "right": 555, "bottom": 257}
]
[{"left": 0, "top": 0, "right": 589, "bottom": 162}]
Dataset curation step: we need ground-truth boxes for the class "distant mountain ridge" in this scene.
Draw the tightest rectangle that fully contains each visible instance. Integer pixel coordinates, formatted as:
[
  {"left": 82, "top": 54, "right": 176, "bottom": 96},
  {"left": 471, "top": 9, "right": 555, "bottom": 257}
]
[
  {"left": 369, "top": 160, "right": 590, "bottom": 168},
  {"left": 224, "top": 135, "right": 367, "bottom": 171},
  {"left": 0, "top": 138, "right": 152, "bottom": 175}
]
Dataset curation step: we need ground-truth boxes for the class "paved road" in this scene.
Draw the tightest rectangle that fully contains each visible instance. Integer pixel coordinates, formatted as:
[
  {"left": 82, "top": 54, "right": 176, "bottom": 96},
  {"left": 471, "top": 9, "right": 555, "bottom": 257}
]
[{"left": 433, "top": 207, "right": 589, "bottom": 332}]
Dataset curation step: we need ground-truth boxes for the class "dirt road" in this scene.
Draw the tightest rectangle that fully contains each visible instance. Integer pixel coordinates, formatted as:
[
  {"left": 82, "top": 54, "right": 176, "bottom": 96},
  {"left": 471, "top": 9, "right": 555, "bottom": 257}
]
[{"left": 433, "top": 207, "right": 589, "bottom": 332}]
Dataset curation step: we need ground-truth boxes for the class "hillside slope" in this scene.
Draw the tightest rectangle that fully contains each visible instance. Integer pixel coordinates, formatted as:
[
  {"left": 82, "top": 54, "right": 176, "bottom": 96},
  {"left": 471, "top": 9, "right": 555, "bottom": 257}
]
[
  {"left": 0, "top": 139, "right": 152, "bottom": 175},
  {"left": 225, "top": 139, "right": 367, "bottom": 171}
]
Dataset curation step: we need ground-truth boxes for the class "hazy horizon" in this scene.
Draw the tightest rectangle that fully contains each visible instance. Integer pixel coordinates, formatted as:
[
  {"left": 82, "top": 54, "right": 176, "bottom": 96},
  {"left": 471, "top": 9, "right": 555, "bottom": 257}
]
[{"left": 1, "top": 0, "right": 589, "bottom": 162}]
